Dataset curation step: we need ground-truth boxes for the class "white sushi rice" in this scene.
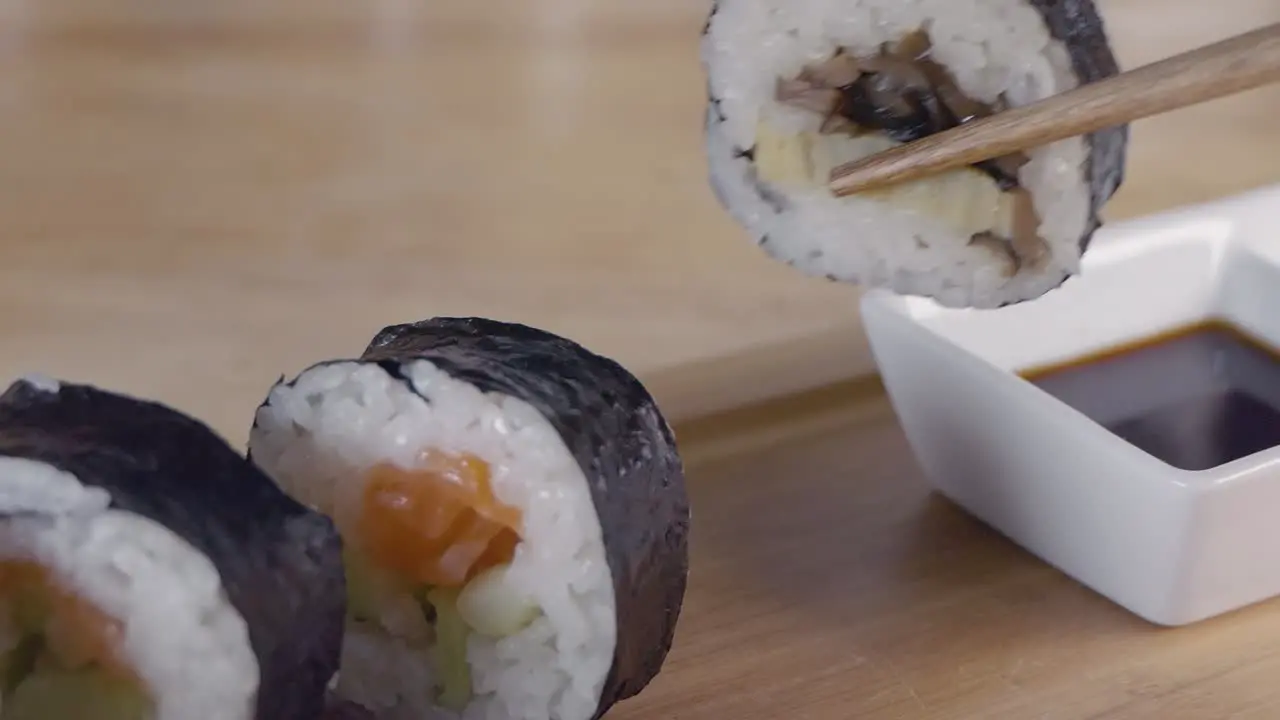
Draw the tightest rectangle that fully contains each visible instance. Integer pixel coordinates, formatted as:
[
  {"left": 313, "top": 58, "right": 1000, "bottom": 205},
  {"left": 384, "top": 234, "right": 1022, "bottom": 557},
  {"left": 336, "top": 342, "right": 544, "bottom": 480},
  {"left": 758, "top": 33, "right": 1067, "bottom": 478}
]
[
  {"left": 247, "top": 360, "right": 617, "bottom": 720},
  {"left": 0, "top": 457, "right": 260, "bottom": 720},
  {"left": 703, "top": 0, "right": 1095, "bottom": 308}
]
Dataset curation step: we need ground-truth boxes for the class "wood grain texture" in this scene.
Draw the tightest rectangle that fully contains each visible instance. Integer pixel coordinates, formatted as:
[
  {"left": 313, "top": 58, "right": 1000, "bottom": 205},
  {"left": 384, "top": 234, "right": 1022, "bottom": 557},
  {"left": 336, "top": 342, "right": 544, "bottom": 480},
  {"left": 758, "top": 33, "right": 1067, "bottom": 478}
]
[
  {"left": 0, "top": 0, "right": 1278, "bottom": 717},
  {"left": 829, "top": 22, "right": 1280, "bottom": 195},
  {"left": 612, "top": 384, "right": 1280, "bottom": 720},
  {"left": 0, "top": 0, "right": 1277, "bottom": 432}
]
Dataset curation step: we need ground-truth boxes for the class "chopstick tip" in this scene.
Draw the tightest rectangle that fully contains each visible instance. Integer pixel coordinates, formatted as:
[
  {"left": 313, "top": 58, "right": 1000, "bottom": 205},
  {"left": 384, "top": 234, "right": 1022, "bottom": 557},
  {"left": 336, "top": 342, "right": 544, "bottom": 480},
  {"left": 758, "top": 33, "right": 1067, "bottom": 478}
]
[{"left": 827, "top": 157, "right": 883, "bottom": 196}]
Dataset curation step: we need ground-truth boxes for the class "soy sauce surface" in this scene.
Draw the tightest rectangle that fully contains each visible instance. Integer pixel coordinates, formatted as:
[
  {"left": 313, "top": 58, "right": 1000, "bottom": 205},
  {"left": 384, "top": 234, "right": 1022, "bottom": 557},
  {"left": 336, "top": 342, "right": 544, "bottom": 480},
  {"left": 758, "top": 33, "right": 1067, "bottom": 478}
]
[{"left": 1022, "top": 320, "right": 1280, "bottom": 471}]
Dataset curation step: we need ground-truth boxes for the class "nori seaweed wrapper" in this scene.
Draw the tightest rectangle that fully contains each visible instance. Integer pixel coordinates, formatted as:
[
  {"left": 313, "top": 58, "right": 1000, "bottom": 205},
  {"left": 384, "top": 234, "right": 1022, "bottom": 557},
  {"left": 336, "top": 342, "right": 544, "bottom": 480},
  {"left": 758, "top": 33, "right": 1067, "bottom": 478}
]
[
  {"left": 355, "top": 316, "right": 691, "bottom": 719},
  {"left": 1025, "top": 0, "right": 1129, "bottom": 255},
  {"left": 0, "top": 378, "right": 347, "bottom": 720}
]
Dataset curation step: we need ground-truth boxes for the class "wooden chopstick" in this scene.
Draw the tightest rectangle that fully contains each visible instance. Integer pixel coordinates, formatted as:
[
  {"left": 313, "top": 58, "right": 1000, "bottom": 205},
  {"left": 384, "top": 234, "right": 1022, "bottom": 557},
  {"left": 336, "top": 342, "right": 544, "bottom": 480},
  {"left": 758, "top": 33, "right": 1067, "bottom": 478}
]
[{"left": 827, "top": 22, "right": 1280, "bottom": 197}]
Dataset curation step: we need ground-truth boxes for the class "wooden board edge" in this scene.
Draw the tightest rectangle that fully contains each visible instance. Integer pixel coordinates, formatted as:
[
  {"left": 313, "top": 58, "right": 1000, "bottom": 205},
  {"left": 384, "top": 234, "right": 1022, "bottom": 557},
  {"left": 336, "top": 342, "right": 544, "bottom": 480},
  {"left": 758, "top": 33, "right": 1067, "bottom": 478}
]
[{"left": 640, "top": 321, "right": 879, "bottom": 425}]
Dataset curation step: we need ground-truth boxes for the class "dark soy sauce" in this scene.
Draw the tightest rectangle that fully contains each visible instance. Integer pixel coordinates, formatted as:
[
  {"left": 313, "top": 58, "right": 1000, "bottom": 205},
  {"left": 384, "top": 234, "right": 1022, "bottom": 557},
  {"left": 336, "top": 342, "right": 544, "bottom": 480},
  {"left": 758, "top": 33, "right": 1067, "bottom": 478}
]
[{"left": 1021, "top": 319, "right": 1280, "bottom": 471}]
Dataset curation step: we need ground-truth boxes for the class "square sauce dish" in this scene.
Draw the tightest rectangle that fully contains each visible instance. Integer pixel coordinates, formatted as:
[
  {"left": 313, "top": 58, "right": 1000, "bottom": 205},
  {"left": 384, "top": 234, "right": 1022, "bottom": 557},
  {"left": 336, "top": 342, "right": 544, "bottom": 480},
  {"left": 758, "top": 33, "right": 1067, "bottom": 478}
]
[{"left": 862, "top": 183, "right": 1280, "bottom": 626}]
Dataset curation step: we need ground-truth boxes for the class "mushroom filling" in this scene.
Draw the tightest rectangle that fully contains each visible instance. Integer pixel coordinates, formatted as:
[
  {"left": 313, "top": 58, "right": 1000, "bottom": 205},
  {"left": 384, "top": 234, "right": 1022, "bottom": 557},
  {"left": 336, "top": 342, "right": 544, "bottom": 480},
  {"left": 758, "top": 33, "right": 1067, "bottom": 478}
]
[{"left": 760, "top": 29, "right": 1051, "bottom": 275}]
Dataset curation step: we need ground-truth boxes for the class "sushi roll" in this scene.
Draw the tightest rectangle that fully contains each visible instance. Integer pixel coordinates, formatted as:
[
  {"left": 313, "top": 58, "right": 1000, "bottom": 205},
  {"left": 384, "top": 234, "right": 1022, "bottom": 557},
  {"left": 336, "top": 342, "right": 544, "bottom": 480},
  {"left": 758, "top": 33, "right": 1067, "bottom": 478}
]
[
  {"left": 0, "top": 376, "right": 346, "bottom": 720},
  {"left": 247, "top": 317, "right": 690, "bottom": 720},
  {"left": 701, "top": 0, "right": 1129, "bottom": 309}
]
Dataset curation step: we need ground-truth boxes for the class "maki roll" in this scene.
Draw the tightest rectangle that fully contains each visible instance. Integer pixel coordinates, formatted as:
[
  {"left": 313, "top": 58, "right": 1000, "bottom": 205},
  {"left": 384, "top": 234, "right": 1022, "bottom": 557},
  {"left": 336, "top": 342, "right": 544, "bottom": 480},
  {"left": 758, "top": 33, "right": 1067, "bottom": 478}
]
[
  {"left": 701, "top": 0, "right": 1129, "bottom": 309},
  {"left": 0, "top": 376, "right": 346, "bottom": 720},
  {"left": 247, "top": 318, "right": 690, "bottom": 720}
]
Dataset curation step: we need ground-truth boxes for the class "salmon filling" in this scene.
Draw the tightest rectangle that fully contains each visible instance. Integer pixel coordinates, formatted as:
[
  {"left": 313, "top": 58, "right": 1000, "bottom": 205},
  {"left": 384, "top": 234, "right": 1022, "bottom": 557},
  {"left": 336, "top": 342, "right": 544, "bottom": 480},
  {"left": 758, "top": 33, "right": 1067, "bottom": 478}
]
[
  {"left": 358, "top": 450, "right": 521, "bottom": 589},
  {"left": 0, "top": 562, "right": 153, "bottom": 720},
  {"left": 343, "top": 449, "right": 539, "bottom": 711}
]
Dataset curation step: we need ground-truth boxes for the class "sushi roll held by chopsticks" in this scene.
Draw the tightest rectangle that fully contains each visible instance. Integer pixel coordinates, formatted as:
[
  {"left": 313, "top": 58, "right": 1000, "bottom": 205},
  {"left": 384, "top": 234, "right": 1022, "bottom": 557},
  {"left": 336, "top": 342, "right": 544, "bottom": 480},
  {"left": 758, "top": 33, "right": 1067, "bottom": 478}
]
[
  {"left": 0, "top": 376, "right": 347, "bottom": 720},
  {"left": 701, "top": 0, "right": 1129, "bottom": 309},
  {"left": 248, "top": 317, "right": 691, "bottom": 720}
]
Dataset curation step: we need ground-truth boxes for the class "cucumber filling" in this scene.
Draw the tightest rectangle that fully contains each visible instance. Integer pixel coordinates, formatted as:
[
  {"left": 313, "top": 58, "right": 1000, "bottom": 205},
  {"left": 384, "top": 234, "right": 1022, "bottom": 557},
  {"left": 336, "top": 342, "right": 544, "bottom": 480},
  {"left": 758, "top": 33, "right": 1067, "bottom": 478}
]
[
  {"left": 3, "top": 668, "right": 152, "bottom": 720},
  {"left": 0, "top": 562, "right": 153, "bottom": 720},
  {"left": 423, "top": 588, "right": 469, "bottom": 712},
  {"left": 343, "top": 544, "right": 542, "bottom": 709}
]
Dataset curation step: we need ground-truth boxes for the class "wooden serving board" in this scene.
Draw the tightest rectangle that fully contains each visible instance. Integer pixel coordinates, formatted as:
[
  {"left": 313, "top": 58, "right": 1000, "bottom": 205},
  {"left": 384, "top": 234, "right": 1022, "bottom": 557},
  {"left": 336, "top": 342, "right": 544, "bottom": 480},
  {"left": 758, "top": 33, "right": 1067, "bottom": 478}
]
[{"left": 612, "top": 382, "right": 1280, "bottom": 720}]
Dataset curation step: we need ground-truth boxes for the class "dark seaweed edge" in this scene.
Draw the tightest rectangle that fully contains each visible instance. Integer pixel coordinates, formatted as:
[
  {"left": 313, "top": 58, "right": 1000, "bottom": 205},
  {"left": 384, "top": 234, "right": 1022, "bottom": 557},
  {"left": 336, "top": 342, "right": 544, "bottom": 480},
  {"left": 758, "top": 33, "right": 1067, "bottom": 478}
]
[
  {"left": 251, "top": 318, "right": 691, "bottom": 720},
  {"left": 0, "top": 379, "right": 346, "bottom": 720},
  {"left": 1027, "top": 0, "right": 1128, "bottom": 260}
]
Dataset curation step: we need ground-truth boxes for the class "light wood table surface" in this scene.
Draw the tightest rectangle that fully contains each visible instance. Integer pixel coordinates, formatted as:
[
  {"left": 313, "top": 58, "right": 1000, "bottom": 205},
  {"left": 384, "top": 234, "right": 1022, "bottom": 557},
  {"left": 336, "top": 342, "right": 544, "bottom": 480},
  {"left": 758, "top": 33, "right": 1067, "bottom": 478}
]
[
  {"left": 614, "top": 384, "right": 1280, "bottom": 720},
  {"left": 1, "top": 0, "right": 1279, "bottom": 718}
]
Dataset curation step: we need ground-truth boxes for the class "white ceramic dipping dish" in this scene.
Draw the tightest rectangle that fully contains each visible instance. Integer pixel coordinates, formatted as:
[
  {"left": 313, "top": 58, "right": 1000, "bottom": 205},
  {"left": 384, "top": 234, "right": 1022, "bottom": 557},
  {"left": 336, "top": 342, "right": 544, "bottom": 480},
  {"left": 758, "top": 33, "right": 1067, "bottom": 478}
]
[{"left": 862, "top": 183, "right": 1280, "bottom": 626}]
